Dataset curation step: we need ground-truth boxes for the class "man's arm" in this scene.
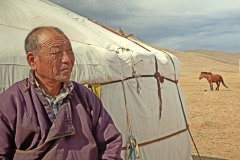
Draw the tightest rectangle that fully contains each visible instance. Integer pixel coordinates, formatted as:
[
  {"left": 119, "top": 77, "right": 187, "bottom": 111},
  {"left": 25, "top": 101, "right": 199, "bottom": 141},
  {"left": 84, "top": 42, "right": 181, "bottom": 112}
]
[
  {"left": 0, "top": 110, "right": 14, "bottom": 159},
  {"left": 90, "top": 95, "right": 123, "bottom": 160}
]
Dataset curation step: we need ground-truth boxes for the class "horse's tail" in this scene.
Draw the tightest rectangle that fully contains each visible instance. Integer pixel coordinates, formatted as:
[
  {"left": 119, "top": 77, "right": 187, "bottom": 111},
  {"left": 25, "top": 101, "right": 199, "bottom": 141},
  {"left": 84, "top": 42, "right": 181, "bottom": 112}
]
[{"left": 221, "top": 79, "right": 228, "bottom": 88}]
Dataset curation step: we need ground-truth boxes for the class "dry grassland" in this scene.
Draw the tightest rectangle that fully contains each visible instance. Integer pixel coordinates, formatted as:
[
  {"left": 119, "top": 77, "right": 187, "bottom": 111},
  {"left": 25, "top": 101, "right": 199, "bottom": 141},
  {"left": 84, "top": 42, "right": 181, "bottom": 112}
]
[{"left": 170, "top": 50, "right": 240, "bottom": 160}]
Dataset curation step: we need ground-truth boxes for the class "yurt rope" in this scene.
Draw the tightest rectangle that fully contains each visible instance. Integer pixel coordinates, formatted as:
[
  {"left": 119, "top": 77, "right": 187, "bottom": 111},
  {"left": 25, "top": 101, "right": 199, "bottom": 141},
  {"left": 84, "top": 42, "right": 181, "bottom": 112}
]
[
  {"left": 83, "top": 20, "right": 200, "bottom": 158},
  {"left": 130, "top": 57, "right": 143, "bottom": 94},
  {"left": 162, "top": 51, "right": 202, "bottom": 160},
  {"left": 154, "top": 55, "right": 164, "bottom": 119},
  {"left": 100, "top": 60, "right": 197, "bottom": 159},
  {"left": 121, "top": 80, "right": 140, "bottom": 160},
  {"left": 121, "top": 81, "right": 133, "bottom": 136}
]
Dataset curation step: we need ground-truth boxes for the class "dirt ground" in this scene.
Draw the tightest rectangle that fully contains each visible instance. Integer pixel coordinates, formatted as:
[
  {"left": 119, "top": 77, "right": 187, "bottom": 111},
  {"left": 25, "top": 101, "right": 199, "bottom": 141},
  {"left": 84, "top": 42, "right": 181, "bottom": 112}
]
[{"left": 170, "top": 50, "right": 240, "bottom": 160}]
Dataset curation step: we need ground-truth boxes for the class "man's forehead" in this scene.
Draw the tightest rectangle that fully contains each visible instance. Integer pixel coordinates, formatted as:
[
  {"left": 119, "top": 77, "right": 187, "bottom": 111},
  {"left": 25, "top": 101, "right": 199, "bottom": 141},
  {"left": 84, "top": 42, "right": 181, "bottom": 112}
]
[
  {"left": 42, "top": 36, "right": 69, "bottom": 46},
  {"left": 40, "top": 33, "right": 70, "bottom": 47}
]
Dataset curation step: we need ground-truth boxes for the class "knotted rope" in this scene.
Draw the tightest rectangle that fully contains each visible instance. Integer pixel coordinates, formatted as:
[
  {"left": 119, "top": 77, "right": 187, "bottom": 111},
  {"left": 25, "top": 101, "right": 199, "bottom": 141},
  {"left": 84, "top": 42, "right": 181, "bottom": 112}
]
[
  {"left": 154, "top": 55, "right": 164, "bottom": 119},
  {"left": 125, "top": 135, "right": 140, "bottom": 160},
  {"left": 131, "top": 57, "right": 143, "bottom": 94}
]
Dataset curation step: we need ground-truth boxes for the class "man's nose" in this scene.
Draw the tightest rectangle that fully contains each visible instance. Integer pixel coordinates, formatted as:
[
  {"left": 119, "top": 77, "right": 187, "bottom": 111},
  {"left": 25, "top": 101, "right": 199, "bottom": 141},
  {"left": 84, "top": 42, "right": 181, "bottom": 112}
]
[{"left": 62, "top": 51, "right": 74, "bottom": 63}]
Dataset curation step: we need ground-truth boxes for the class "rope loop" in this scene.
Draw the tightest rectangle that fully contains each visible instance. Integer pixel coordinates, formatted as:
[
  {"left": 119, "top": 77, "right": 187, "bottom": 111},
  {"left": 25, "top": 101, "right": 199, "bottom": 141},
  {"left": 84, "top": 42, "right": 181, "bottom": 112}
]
[
  {"left": 131, "top": 58, "right": 143, "bottom": 94},
  {"left": 125, "top": 135, "right": 140, "bottom": 160}
]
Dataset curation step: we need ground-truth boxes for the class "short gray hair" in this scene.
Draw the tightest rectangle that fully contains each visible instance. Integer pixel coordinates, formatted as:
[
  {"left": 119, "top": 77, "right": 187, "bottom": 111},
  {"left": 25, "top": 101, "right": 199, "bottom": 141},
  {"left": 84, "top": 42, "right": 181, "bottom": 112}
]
[{"left": 24, "top": 26, "right": 66, "bottom": 54}]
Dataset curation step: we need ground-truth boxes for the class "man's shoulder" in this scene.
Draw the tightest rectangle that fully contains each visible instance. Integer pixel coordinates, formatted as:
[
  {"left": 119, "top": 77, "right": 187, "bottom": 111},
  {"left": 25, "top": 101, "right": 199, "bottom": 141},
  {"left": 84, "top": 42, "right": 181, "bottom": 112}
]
[
  {"left": 0, "top": 79, "right": 29, "bottom": 97},
  {"left": 70, "top": 81, "right": 82, "bottom": 87},
  {"left": 71, "top": 81, "right": 88, "bottom": 91},
  {"left": 71, "top": 81, "right": 97, "bottom": 97},
  {"left": 0, "top": 79, "right": 29, "bottom": 113}
]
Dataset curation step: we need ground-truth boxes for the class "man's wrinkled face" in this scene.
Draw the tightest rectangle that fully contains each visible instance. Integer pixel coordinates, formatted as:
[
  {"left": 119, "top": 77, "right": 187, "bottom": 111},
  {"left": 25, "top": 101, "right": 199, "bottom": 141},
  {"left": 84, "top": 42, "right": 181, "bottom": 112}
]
[{"left": 34, "top": 31, "right": 75, "bottom": 82}]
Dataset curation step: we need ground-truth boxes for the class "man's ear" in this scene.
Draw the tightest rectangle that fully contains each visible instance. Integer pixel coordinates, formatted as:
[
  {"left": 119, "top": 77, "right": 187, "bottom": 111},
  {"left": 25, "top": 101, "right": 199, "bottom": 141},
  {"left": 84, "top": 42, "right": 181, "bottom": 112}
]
[{"left": 27, "top": 52, "right": 37, "bottom": 70}]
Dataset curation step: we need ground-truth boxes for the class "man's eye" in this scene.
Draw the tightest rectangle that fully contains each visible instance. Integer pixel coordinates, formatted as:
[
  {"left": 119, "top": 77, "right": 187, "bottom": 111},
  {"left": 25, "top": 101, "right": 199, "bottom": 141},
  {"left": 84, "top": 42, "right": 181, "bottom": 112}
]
[
  {"left": 52, "top": 51, "right": 61, "bottom": 54},
  {"left": 67, "top": 49, "right": 73, "bottom": 54}
]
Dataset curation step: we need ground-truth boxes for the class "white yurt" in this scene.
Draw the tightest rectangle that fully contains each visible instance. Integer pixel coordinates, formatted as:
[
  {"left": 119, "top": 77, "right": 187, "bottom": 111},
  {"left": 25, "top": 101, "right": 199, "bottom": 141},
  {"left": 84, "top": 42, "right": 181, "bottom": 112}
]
[{"left": 0, "top": 0, "right": 193, "bottom": 159}]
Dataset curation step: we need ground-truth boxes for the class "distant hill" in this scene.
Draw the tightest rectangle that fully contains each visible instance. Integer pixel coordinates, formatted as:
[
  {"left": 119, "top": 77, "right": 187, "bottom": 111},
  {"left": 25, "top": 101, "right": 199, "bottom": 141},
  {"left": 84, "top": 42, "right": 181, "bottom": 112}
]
[
  {"left": 182, "top": 50, "right": 240, "bottom": 65},
  {"left": 153, "top": 47, "right": 240, "bottom": 74}
]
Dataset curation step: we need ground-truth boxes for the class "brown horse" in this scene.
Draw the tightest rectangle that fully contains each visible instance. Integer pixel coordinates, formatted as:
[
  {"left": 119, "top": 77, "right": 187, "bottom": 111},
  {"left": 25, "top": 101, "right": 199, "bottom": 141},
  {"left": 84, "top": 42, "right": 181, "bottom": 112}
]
[{"left": 199, "top": 72, "right": 228, "bottom": 91}]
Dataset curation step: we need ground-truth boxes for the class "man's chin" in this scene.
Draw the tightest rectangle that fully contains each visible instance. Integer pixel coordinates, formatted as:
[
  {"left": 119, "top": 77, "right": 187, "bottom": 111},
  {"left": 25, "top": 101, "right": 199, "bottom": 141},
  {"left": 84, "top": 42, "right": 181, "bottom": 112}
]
[{"left": 55, "top": 75, "right": 71, "bottom": 82}]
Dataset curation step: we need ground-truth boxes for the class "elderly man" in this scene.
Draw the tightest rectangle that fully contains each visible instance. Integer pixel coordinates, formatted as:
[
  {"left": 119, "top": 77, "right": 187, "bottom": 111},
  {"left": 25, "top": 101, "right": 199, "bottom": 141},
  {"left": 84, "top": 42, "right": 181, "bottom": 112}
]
[{"left": 0, "top": 26, "right": 122, "bottom": 160}]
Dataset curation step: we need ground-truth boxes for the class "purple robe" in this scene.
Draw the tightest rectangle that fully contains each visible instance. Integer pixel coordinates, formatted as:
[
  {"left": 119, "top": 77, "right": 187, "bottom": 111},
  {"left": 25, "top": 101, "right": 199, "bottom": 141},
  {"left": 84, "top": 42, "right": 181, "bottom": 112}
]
[{"left": 0, "top": 79, "right": 122, "bottom": 160}]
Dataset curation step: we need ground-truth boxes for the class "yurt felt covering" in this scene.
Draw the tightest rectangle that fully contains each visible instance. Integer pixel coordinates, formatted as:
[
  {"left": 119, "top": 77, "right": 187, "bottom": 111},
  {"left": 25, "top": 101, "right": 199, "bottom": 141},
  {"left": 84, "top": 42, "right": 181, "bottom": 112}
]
[{"left": 0, "top": 0, "right": 193, "bottom": 159}]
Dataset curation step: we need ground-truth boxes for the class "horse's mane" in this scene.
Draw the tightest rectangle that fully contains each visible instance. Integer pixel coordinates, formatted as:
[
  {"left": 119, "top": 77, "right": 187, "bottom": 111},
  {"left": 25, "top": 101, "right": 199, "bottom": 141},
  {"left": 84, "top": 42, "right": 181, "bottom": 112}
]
[{"left": 201, "top": 71, "right": 212, "bottom": 74}]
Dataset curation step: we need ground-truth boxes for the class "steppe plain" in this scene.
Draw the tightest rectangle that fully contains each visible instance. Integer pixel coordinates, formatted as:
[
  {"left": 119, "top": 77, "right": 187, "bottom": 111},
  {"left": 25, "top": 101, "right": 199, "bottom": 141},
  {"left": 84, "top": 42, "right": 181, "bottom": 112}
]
[{"left": 169, "top": 50, "right": 240, "bottom": 160}]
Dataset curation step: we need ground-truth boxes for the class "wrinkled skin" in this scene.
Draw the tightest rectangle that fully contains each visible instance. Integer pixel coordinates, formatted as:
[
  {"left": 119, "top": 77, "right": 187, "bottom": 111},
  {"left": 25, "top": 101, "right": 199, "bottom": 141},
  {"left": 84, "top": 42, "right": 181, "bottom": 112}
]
[{"left": 27, "top": 30, "right": 75, "bottom": 96}]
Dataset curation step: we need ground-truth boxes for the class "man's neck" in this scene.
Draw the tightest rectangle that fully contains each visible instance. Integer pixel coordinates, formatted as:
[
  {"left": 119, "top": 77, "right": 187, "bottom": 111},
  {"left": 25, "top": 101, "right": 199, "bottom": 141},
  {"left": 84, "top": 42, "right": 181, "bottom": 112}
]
[
  {"left": 39, "top": 81, "right": 62, "bottom": 97},
  {"left": 35, "top": 76, "right": 62, "bottom": 97}
]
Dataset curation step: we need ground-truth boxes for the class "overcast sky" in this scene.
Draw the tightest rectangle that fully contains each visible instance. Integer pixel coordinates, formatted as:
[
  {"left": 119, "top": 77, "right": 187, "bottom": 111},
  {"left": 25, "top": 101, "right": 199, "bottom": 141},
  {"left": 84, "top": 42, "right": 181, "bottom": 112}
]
[{"left": 49, "top": 0, "right": 240, "bottom": 52}]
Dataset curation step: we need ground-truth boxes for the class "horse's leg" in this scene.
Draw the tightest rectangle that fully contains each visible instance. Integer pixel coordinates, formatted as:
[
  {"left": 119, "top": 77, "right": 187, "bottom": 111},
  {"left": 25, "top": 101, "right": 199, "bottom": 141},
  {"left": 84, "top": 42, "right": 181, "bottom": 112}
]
[
  {"left": 210, "top": 82, "right": 213, "bottom": 90},
  {"left": 216, "top": 82, "right": 220, "bottom": 91}
]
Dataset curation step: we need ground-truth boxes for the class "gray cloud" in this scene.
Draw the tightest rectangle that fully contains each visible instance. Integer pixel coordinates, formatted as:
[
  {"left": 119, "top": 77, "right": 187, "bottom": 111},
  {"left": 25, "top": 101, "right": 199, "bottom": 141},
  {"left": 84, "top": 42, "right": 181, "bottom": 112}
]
[
  {"left": 152, "top": 9, "right": 240, "bottom": 51},
  {"left": 49, "top": 0, "right": 240, "bottom": 52}
]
